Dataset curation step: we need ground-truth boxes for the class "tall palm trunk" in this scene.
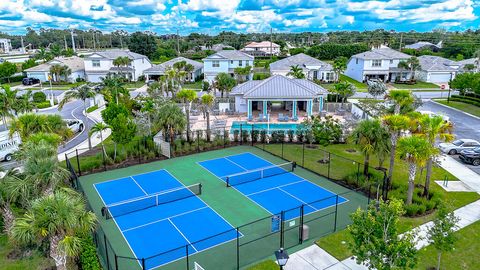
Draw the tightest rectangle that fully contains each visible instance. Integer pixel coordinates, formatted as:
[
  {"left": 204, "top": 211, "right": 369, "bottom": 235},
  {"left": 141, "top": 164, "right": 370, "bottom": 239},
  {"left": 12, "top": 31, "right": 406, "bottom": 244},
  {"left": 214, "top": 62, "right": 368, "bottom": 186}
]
[
  {"left": 2, "top": 115, "right": 7, "bottom": 129},
  {"left": 49, "top": 234, "right": 67, "bottom": 270},
  {"left": 423, "top": 158, "right": 433, "bottom": 197},
  {"left": 1, "top": 204, "right": 15, "bottom": 233},
  {"left": 387, "top": 133, "right": 398, "bottom": 190},
  {"left": 363, "top": 153, "right": 370, "bottom": 176},
  {"left": 185, "top": 104, "right": 191, "bottom": 142},
  {"left": 436, "top": 252, "right": 442, "bottom": 270},
  {"left": 407, "top": 162, "right": 416, "bottom": 205},
  {"left": 206, "top": 111, "right": 211, "bottom": 141}
]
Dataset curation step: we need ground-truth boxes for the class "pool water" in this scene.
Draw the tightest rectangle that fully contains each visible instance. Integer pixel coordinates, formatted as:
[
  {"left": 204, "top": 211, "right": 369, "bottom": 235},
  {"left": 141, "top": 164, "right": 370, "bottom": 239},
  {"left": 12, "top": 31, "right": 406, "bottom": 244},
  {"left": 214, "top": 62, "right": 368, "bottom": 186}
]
[{"left": 230, "top": 121, "right": 301, "bottom": 132}]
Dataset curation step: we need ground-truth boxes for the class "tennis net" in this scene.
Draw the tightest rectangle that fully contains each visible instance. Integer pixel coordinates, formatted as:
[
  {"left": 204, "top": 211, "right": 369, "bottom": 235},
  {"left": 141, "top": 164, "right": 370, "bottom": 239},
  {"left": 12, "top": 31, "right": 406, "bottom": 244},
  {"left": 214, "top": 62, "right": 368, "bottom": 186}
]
[
  {"left": 101, "top": 183, "right": 202, "bottom": 219},
  {"left": 226, "top": 162, "right": 295, "bottom": 187}
]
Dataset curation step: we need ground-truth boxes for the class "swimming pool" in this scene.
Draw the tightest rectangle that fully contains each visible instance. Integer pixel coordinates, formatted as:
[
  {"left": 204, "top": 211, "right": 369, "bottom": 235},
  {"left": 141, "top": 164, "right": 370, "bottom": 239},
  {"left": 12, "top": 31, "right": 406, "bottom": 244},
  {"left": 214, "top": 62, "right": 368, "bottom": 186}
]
[{"left": 230, "top": 121, "right": 301, "bottom": 132}]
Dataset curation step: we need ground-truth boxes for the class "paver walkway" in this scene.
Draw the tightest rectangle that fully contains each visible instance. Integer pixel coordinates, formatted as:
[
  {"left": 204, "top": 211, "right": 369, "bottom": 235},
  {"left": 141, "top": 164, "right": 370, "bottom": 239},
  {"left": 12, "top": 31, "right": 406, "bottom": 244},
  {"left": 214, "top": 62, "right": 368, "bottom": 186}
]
[{"left": 284, "top": 199, "right": 480, "bottom": 270}]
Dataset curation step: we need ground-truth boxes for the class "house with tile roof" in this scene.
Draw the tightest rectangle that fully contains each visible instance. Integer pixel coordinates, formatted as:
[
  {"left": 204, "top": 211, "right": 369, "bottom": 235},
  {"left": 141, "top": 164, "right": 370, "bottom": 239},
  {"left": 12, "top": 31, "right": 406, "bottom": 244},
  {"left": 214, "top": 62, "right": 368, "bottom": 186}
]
[
  {"left": 143, "top": 57, "right": 203, "bottom": 82},
  {"left": 269, "top": 53, "right": 336, "bottom": 82},
  {"left": 24, "top": 56, "right": 85, "bottom": 82},
  {"left": 405, "top": 41, "right": 442, "bottom": 52},
  {"left": 345, "top": 46, "right": 412, "bottom": 82},
  {"left": 416, "top": 55, "right": 459, "bottom": 83},
  {"left": 241, "top": 41, "right": 281, "bottom": 57},
  {"left": 230, "top": 75, "right": 328, "bottom": 120},
  {"left": 203, "top": 50, "right": 254, "bottom": 83},
  {"left": 84, "top": 49, "right": 152, "bottom": 83}
]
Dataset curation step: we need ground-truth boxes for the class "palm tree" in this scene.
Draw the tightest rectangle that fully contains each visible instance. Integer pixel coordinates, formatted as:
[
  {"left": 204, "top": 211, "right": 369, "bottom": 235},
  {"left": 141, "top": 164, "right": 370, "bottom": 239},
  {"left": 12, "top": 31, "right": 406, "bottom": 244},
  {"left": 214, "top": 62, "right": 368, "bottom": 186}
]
[
  {"left": 200, "top": 94, "right": 215, "bottom": 141},
  {"left": 387, "top": 90, "right": 414, "bottom": 114},
  {"left": 100, "top": 74, "right": 129, "bottom": 104},
  {"left": 89, "top": 122, "right": 110, "bottom": 159},
  {"left": 184, "top": 63, "right": 195, "bottom": 81},
  {"left": 416, "top": 115, "right": 454, "bottom": 197},
  {"left": 397, "top": 60, "right": 410, "bottom": 81},
  {"left": 49, "top": 64, "right": 63, "bottom": 82},
  {"left": 0, "top": 85, "right": 18, "bottom": 128},
  {"left": 59, "top": 65, "right": 72, "bottom": 82},
  {"left": 11, "top": 188, "right": 97, "bottom": 270},
  {"left": 177, "top": 89, "right": 197, "bottom": 142},
  {"left": 59, "top": 85, "right": 96, "bottom": 148},
  {"left": 333, "top": 82, "right": 356, "bottom": 109},
  {"left": 382, "top": 114, "right": 410, "bottom": 190},
  {"left": 405, "top": 56, "right": 421, "bottom": 81},
  {"left": 473, "top": 49, "right": 480, "bottom": 73},
  {"left": 397, "top": 135, "right": 436, "bottom": 205},
  {"left": 36, "top": 47, "right": 51, "bottom": 63},
  {"left": 14, "top": 90, "right": 35, "bottom": 115},
  {"left": 154, "top": 102, "right": 187, "bottom": 144},
  {"left": 287, "top": 65, "right": 305, "bottom": 79},
  {"left": 113, "top": 56, "right": 132, "bottom": 80},
  {"left": 50, "top": 44, "right": 62, "bottom": 57},
  {"left": 165, "top": 67, "right": 179, "bottom": 97},
  {"left": 234, "top": 66, "right": 252, "bottom": 84},
  {"left": 332, "top": 56, "right": 348, "bottom": 82},
  {"left": 214, "top": 72, "right": 236, "bottom": 98},
  {"left": 350, "top": 119, "right": 390, "bottom": 176},
  {"left": 0, "top": 170, "right": 26, "bottom": 233}
]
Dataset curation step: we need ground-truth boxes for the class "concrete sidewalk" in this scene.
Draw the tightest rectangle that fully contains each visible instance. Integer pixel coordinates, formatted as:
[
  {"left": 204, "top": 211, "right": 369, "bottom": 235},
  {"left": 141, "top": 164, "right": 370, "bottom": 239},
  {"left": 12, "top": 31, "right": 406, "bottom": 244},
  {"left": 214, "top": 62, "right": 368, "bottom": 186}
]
[
  {"left": 284, "top": 199, "right": 480, "bottom": 270},
  {"left": 437, "top": 155, "right": 480, "bottom": 193}
]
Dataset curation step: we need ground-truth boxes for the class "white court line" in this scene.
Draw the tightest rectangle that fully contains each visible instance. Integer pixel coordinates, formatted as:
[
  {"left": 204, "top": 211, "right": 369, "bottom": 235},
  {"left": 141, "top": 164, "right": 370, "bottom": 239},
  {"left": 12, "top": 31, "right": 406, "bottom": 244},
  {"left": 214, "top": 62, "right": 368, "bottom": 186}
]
[
  {"left": 278, "top": 187, "right": 317, "bottom": 211},
  {"left": 245, "top": 180, "right": 306, "bottom": 197},
  {"left": 167, "top": 218, "right": 199, "bottom": 252},
  {"left": 121, "top": 206, "right": 209, "bottom": 233},
  {"left": 131, "top": 176, "right": 148, "bottom": 195},
  {"left": 224, "top": 156, "right": 249, "bottom": 171}
]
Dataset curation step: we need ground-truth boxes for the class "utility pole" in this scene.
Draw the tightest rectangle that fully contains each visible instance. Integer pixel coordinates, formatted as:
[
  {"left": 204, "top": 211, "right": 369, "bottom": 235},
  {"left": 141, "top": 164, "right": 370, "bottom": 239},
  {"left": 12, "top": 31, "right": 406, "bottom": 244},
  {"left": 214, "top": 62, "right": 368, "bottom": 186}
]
[
  {"left": 176, "top": 29, "right": 180, "bottom": 54},
  {"left": 270, "top": 27, "right": 273, "bottom": 60},
  {"left": 70, "top": 29, "right": 76, "bottom": 53},
  {"left": 20, "top": 36, "right": 25, "bottom": 53},
  {"left": 93, "top": 31, "right": 96, "bottom": 50},
  {"left": 399, "top": 33, "right": 403, "bottom": 51},
  {"left": 64, "top": 35, "right": 68, "bottom": 50}
]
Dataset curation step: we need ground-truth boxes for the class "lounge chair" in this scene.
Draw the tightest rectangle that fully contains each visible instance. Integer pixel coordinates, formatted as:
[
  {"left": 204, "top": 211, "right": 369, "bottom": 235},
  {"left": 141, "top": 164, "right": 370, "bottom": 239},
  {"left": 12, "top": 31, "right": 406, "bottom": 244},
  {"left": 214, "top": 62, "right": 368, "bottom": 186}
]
[
  {"left": 284, "top": 116, "right": 289, "bottom": 122},
  {"left": 278, "top": 113, "right": 284, "bottom": 121},
  {"left": 257, "top": 113, "right": 263, "bottom": 122}
]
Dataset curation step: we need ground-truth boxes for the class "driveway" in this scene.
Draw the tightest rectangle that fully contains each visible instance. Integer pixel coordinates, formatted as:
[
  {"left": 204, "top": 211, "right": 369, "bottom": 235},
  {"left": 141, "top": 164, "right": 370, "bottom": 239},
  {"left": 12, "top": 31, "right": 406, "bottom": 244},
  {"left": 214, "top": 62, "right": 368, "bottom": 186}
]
[
  {"left": 353, "top": 90, "right": 455, "bottom": 99},
  {"left": 419, "top": 100, "right": 480, "bottom": 175}
]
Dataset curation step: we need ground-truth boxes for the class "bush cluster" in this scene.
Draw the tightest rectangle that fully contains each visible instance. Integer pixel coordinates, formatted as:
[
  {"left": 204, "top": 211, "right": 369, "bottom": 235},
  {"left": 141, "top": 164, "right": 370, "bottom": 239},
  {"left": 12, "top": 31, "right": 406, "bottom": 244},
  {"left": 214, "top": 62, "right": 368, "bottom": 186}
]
[{"left": 79, "top": 236, "right": 101, "bottom": 270}]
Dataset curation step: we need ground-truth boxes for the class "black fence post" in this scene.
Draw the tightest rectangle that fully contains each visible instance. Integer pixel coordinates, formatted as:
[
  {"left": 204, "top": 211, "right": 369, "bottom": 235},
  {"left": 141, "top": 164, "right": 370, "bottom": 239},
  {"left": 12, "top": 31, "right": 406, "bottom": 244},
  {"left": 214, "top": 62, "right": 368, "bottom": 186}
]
[
  {"left": 75, "top": 149, "right": 81, "bottom": 176},
  {"left": 251, "top": 124, "right": 254, "bottom": 146},
  {"left": 333, "top": 195, "right": 339, "bottom": 232},
  {"left": 185, "top": 245, "right": 190, "bottom": 270},
  {"left": 356, "top": 163, "right": 360, "bottom": 185},
  {"left": 138, "top": 140, "right": 142, "bottom": 164},
  {"left": 142, "top": 258, "right": 146, "bottom": 270},
  {"left": 224, "top": 128, "right": 227, "bottom": 148},
  {"left": 280, "top": 211, "right": 285, "bottom": 248},
  {"left": 302, "top": 143, "right": 305, "bottom": 167},
  {"left": 104, "top": 234, "right": 110, "bottom": 270},
  {"left": 114, "top": 254, "right": 118, "bottom": 270},
  {"left": 240, "top": 124, "right": 243, "bottom": 145},
  {"left": 236, "top": 228, "right": 240, "bottom": 270},
  {"left": 197, "top": 130, "right": 200, "bottom": 153},
  {"left": 299, "top": 205, "right": 304, "bottom": 244},
  {"left": 327, "top": 152, "right": 331, "bottom": 179}
]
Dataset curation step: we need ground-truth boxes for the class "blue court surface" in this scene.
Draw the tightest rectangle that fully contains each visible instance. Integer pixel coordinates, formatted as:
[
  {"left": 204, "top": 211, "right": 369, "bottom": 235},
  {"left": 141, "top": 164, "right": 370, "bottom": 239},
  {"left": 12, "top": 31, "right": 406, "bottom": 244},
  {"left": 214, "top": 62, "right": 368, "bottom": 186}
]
[
  {"left": 199, "top": 153, "right": 348, "bottom": 220},
  {"left": 94, "top": 170, "right": 237, "bottom": 270}
]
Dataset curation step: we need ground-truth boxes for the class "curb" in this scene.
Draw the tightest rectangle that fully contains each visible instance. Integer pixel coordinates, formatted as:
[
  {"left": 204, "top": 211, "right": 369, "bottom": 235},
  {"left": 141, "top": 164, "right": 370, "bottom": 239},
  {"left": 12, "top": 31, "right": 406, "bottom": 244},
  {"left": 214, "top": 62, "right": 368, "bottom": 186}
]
[
  {"left": 430, "top": 100, "right": 480, "bottom": 120},
  {"left": 37, "top": 104, "right": 59, "bottom": 112}
]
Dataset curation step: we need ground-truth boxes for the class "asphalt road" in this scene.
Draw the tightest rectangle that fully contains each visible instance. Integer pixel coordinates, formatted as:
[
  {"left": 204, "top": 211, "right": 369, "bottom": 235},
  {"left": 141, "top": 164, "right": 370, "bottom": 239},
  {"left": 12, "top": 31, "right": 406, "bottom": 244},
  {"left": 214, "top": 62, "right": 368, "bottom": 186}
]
[{"left": 419, "top": 100, "right": 480, "bottom": 175}]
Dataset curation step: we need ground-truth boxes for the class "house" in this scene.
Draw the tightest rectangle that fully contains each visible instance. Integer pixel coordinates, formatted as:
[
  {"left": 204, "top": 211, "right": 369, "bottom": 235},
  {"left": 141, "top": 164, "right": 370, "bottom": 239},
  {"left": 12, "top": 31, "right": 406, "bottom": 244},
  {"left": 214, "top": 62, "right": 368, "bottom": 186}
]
[
  {"left": 230, "top": 75, "right": 328, "bottom": 120},
  {"left": 0, "top": 39, "right": 12, "bottom": 54},
  {"left": 143, "top": 57, "right": 203, "bottom": 82},
  {"left": 269, "top": 53, "right": 336, "bottom": 82},
  {"left": 203, "top": 50, "right": 254, "bottom": 83},
  {"left": 24, "top": 56, "right": 85, "bottom": 82},
  {"left": 84, "top": 49, "right": 152, "bottom": 83},
  {"left": 416, "top": 55, "right": 459, "bottom": 83},
  {"left": 345, "top": 46, "right": 412, "bottom": 82},
  {"left": 200, "top": 44, "right": 234, "bottom": 52},
  {"left": 241, "top": 41, "right": 281, "bottom": 57},
  {"left": 457, "top": 58, "right": 479, "bottom": 73},
  {"left": 405, "top": 41, "right": 442, "bottom": 52}
]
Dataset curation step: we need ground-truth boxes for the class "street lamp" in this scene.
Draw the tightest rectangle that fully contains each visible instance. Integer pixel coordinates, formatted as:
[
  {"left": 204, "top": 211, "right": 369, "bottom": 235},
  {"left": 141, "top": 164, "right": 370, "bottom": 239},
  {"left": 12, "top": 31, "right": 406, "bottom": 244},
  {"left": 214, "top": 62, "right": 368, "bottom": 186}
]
[{"left": 275, "top": 248, "right": 289, "bottom": 270}]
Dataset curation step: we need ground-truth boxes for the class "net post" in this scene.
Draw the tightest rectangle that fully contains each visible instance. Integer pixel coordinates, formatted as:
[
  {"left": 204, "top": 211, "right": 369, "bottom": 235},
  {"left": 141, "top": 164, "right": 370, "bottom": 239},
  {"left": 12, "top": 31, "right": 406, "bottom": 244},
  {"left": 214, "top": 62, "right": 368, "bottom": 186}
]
[
  {"left": 104, "top": 234, "right": 110, "bottom": 270},
  {"left": 142, "top": 258, "right": 146, "bottom": 270},
  {"left": 114, "top": 254, "right": 118, "bottom": 270},
  {"left": 292, "top": 161, "right": 296, "bottom": 171},
  {"left": 299, "top": 205, "right": 304, "bottom": 244},
  {"left": 199, "top": 183, "right": 203, "bottom": 195},
  {"left": 333, "top": 195, "right": 339, "bottom": 232},
  {"left": 76, "top": 149, "right": 82, "bottom": 176},
  {"left": 236, "top": 227, "right": 240, "bottom": 270},
  {"left": 226, "top": 177, "right": 230, "bottom": 187},
  {"left": 280, "top": 210, "right": 285, "bottom": 249},
  {"left": 185, "top": 245, "right": 190, "bottom": 270}
]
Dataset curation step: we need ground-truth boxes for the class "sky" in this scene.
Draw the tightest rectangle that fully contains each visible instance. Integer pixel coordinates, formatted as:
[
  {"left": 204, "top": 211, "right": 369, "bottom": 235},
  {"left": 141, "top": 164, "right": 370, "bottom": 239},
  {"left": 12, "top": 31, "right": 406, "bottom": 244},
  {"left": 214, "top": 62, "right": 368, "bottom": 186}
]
[{"left": 0, "top": 0, "right": 479, "bottom": 35}]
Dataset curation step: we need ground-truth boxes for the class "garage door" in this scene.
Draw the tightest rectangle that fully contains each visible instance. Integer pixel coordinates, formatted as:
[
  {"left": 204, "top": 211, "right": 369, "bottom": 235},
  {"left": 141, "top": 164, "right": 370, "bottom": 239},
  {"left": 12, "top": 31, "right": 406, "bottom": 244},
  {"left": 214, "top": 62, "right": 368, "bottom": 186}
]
[
  {"left": 27, "top": 72, "right": 47, "bottom": 82},
  {"left": 86, "top": 73, "right": 107, "bottom": 83},
  {"left": 428, "top": 73, "right": 452, "bottom": 83}
]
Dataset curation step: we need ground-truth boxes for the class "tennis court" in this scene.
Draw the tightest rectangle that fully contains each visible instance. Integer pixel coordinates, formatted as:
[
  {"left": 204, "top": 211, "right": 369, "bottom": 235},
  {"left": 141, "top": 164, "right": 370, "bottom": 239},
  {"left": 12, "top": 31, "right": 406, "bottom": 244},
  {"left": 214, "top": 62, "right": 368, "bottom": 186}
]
[
  {"left": 94, "top": 170, "right": 238, "bottom": 270},
  {"left": 198, "top": 152, "right": 348, "bottom": 220}
]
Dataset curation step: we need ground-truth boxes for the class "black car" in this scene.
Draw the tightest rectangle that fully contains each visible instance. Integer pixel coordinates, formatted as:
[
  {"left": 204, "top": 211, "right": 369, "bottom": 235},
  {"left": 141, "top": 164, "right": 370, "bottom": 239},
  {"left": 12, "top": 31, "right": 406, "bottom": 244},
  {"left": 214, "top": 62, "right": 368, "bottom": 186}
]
[
  {"left": 459, "top": 147, "right": 480, "bottom": 166},
  {"left": 22, "top": 77, "right": 40, "bottom": 85}
]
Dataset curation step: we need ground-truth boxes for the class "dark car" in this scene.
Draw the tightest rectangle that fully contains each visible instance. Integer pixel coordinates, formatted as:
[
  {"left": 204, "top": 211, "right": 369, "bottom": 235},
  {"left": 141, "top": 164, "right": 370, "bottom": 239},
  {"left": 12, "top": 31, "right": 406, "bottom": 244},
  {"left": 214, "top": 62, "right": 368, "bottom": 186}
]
[
  {"left": 459, "top": 147, "right": 480, "bottom": 166},
  {"left": 22, "top": 77, "right": 40, "bottom": 85}
]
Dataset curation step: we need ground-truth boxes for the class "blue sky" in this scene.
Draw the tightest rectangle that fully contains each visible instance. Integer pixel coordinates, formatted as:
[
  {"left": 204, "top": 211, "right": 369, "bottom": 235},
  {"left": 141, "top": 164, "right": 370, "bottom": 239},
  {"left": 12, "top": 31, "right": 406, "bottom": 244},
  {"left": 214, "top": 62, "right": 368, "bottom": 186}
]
[{"left": 0, "top": 0, "right": 479, "bottom": 34}]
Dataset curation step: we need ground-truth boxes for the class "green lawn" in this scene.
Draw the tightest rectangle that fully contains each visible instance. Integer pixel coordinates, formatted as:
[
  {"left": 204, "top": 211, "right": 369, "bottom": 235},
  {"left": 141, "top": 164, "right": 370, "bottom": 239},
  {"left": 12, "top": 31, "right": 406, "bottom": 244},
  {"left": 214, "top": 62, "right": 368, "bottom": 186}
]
[
  {"left": 124, "top": 81, "right": 146, "bottom": 89},
  {"left": 436, "top": 100, "right": 480, "bottom": 118},
  {"left": 0, "top": 234, "right": 54, "bottom": 270},
  {"left": 391, "top": 81, "right": 440, "bottom": 89},
  {"left": 247, "top": 260, "right": 279, "bottom": 270},
  {"left": 319, "top": 74, "right": 368, "bottom": 92},
  {"left": 183, "top": 80, "right": 203, "bottom": 90}
]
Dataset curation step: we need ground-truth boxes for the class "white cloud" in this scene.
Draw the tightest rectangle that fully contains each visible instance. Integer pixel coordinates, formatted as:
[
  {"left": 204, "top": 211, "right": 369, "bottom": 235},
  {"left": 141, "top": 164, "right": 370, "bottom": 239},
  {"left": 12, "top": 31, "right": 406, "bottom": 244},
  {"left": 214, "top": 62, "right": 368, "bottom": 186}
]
[
  {"left": 127, "top": 0, "right": 166, "bottom": 11},
  {"left": 284, "top": 19, "right": 310, "bottom": 27},
  {"left": 181, "top": 0, "right": 241, "bottom": 18},
  {"left": 227, "top": 10, "right": 282, "bottom": 24},
  {"left": 110, "top": 17, "right": 142, "bottom": 24}
]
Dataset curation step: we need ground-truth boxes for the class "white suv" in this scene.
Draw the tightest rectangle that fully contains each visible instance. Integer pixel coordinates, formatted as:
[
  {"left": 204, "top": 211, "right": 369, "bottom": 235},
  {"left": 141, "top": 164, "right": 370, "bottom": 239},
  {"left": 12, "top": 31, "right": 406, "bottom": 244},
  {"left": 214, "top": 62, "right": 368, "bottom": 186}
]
[
  {"left": 65, "top": 119, "right": 84, "bottom": 133},
  {"left": 439, "top": 139, "right": 480, "bottom": 155}
]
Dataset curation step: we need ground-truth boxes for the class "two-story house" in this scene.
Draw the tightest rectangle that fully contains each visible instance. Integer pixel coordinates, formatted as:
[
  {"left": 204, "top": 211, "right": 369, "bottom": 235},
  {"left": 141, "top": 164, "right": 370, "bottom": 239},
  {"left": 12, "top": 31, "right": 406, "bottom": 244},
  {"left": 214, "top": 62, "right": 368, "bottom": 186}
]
[
  {"left": 241, "top": 41, "right": 281, "bottom": 57},
  {"left": 24, "top": 56, "right": 85, "bottom": 82},
  {"left": 84, "top": 49, "right": 152, "bottom": 83},
  {"left": 345, "top": 46, "right": 412, "bottom": 82},
  {"left": 269, "top": 53, "right": 336, "bottom": 82},
  {"left": 203, "top": 50, "right": 254, "bottom": 84}
]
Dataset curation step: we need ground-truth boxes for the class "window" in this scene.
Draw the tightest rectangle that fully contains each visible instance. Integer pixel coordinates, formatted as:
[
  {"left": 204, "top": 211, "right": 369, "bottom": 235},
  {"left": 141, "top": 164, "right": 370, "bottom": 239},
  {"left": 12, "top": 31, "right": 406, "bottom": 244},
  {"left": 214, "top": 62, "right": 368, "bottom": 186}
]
[
  {"left": 246, "top": 61, "right": 250, "bottom": 67},
  {"left": 356, "top": 59, "right": 358, "bottom": 64},
  {"left": 372, "top": 60, "right": 382, "bottom": 67},
  {"left": 212, "top": 60, "right": 220, "bottom": 68},
  {"left": 390, "top": 60, "right": 393, "bottom": 64},
  {"left": 230, "top": 60, "right": 234, "bottom": 64},
  {"left": 326, "top": 72, "right": 334, "bottom": 81},
  {"left": 92, "top": 60, "right": 100, "bottom": 67},
  {"left": 313, "top": 71, "right": 318, "bottom": 79},
  {"left": 239, "top": 60, "right": 243, "bottom": 66}
]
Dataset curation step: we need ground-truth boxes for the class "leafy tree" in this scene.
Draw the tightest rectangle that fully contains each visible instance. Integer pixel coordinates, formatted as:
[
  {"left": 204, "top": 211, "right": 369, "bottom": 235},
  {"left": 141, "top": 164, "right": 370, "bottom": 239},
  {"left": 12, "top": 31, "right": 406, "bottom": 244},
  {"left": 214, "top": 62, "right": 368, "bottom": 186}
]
[
  {"left": 350, "top": 119, "right": 390, "bottom": 176},
  {"left": 387, "top": 90, "right": 414, "bottom": 114},
  {"left": 286, "top": 65, "right": 305, "bottom": 79},
  {"left": 61, "top": 48, "right": 75, "bottom": 57},
  {"left": 367, "top": 80, "right": 387, "bottom": 99},
  {"left": 50, "top": 44, "right": 62, "bottom": 57},
  {"left": 0, "top": 61, "right": 17, "bottom": 82},
  {"left": 200, "top": 94, "right": 215, "bottom": 141},
  {"left": 11, "top": 188, "right": 97, "bottom": 270},
  {"left": 332, "top": 56, "right": 348, "bottom": 82},
  {"left": 100, "top": 74, "right": 129, "bottom": 104},
  {"left": 112, "top": 56, "right": 132, "bottom": 80},
  {"left": 233, "top": 66, "right": 252, "bottom": 84},
  {"left": 21, "top": 58, "right": 38, "bottom": 71},
  {"left": 49, "top": 64, "right": 63, "bottom": 82},
  {"left": 154, "top": 102, "right": 187, "bottom": 144},
  {"left": 306, "top": 43, "right": 369, "bottom": 60},
  {"left": 348, "top": 199, "right": 418, "bottom": 270},
  {"left": 333, "top": 82, "right": 356, "bottom": 108},
  {"left": 110, "top": 114, "right": 136, "bottom": 160},
  {"left": 397, "top": 135, "right": 436, "bottom": 204},
  {"left": 35, "top": 47, "right": 52, "bottom": 63},
  {"left": 449, "top": 73, "right": 480, "bottom": 95},
  {"left": 214, "top": 72, "right": 236, "bottom": 98},
  {"left": 101, "top": 103, "right": 130, "bottom": 126},
  {"left": 128, "top": 31, "right": 157, "bottom": 59},
  {"left": 202, "top": 80, "right": 210, "bottom": 92},
  {"left": 0, "top": 170, "right": 25, "bottom": 233},
  {"left": 405, "top": 57, "right": 421, "bottom": 81},
  {"left": 303, "top": 115, "right": 342, "bottom": 160},
  {"left": 14, "top": 90, "right": 35, "bottom": 115},
  {"left": 177, "top": 89, "right": 197, "bottom": 142},
  {"left": 427, "top": 204, "right": 459, "bottom": 270},
  {"left": 89, "top": 122, "right": 110, "bottom": 159},
  {"left": 382, "top": 114, "right": 410, "bottom": 189}
]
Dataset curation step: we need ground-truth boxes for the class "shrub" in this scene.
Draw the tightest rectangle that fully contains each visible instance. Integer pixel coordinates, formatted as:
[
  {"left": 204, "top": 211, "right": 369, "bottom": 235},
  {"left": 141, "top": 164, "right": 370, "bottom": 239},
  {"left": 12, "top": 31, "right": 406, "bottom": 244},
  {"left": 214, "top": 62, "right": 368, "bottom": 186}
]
[
  {"left": 86, "top": 105, "right": 98, "bottom": 113},
  {"left": 405, "top": 204, "right": 420, "bottom": 216},
  {"left": 287, "top": 129, "right": 294, "bottom": 142},
  {"left": 79, "top": 236, "right": 101, "bottom": 270},
  {"left": 253, "top": 73, "right": 271, "bottom": 80},
  {"left": 33, "top": 91, "right": 47, "bottom": 103},
  {"left": 35, "top": 101, "right": 51, "bottom": 109}
]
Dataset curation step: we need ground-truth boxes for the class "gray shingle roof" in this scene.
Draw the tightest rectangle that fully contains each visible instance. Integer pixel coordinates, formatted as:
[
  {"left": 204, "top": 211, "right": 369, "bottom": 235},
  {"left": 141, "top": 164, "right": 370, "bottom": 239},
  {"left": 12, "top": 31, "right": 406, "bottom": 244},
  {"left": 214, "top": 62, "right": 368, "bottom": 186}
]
[
  {"left": 144, "top": 57, "right": 203, "bottom": 74},
  {"left": 418, "top": 55, "right": 459, "bottom": 72},
  {"left": 269, "top": 53, "right": 333, "bottom": 72},
  {"left": 25, "top": 56, "right": 84, "bottom": 72},
  {"left": 405, "top": 42, "right": 440, "bottom": 50},
  {"left": 457, "top": 58, "right": 478, "bottom": 70},
  {"left": 204, "top": 50, "right": 254, "bottom": 61},
  {"left": 352, "top": 47, "right": 411, "bottom": 60},
  {"left": 231, "top": 75, "right": 327, "bottom": 99},
  {"left": 87, "top": 49, "right": 148, "bottom": 60}
]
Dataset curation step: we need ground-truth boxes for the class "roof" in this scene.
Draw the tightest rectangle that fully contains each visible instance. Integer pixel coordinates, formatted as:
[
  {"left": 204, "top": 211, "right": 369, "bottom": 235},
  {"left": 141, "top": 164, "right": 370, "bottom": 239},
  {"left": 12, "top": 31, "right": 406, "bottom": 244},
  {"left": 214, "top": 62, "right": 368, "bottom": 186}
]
[
  {"left": 457, "top": 58, "right": 478, "bottom": 70},
  {"left": 25, "top": 56, "right": 84, "bottom": 72},
  {"left": 86, "top": 49, "right": 148, "bottom": 60},
  {"left": 203, "top": 50, "right": 254, "bottom": 61},
  {"left": 244, "top": 41, "right": 280, "bottom": 48},
  {"left": 200, "top": 44, "right": 234, "bottom": 52},
  {"left": 405, "top": 42, "right": 440, "bottom": 50},
  {"left": 418, "top": 55, "right": 459, "bottom": 72},
  {"left": 231, "top": 75, "right": 327, "bottom": 99},
  {"left": 352, "top": 47, "right": 411, "bottom": 60},
  {"left": 269, "top": 53, "right": 333, "bottom": 71},
  {"left": 144, "top": 57, "right": 203, "bottom": 74}
]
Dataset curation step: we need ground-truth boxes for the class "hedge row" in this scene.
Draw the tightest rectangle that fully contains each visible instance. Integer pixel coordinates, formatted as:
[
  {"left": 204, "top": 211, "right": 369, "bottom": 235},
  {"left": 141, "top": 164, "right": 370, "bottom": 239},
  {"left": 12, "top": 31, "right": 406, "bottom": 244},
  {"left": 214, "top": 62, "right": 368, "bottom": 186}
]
[
  {"left": 451, "top": 94, "right": 480, "bottom": 104},
  {"left": 449, "top": 97, "right": 480, "bottom": 107}
]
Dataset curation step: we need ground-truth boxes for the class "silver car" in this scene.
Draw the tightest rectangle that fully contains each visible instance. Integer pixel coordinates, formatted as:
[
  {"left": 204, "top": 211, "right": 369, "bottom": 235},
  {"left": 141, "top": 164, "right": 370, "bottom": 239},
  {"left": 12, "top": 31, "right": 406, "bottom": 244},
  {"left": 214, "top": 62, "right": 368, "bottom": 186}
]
[{"left": 439, "top": 139, "right": 480, "bottom": 155}]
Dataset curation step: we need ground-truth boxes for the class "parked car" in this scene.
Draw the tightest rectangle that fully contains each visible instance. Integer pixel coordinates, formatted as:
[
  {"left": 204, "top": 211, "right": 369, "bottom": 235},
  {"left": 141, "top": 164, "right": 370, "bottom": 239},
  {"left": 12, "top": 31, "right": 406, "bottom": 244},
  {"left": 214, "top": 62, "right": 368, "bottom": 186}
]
[
  {"left": 0, "top": 131, "right": 21, "bottom": 162},
  {"left": 22, "top": 77, "right": 40, "bottom": 85},
  {"left": 439, "top": 139, "right": 480, "bottom": 155},
  {"left": 65, "top": 119, "right": 84, "bottom": 133},
  {"left": 459, "top": 148, "right": 480, "bottom": 166}
]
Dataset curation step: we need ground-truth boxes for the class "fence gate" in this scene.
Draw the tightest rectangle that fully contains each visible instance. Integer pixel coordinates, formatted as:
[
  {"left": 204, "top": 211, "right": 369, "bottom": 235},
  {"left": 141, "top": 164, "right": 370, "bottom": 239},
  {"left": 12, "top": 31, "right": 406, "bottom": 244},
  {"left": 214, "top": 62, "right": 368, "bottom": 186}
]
[{"left": 153, "top": 132, "right": 171, "bottom": 158}]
